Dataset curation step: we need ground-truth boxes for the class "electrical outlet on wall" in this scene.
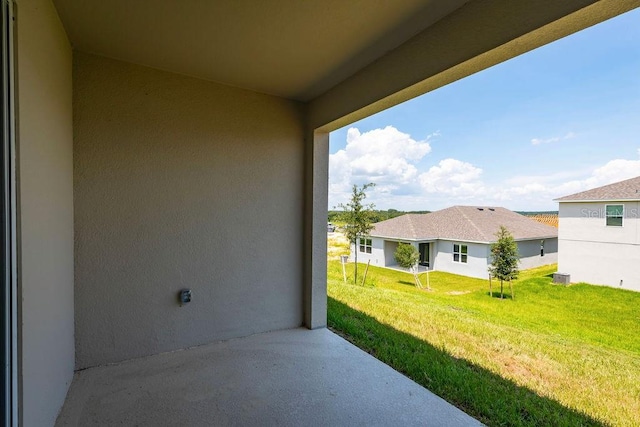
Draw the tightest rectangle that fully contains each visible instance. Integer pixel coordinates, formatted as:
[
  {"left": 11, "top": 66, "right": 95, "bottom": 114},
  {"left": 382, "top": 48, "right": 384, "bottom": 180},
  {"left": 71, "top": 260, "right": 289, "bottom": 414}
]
[{"left": 178, "top": 289, "right": 192, "bottom": 305}]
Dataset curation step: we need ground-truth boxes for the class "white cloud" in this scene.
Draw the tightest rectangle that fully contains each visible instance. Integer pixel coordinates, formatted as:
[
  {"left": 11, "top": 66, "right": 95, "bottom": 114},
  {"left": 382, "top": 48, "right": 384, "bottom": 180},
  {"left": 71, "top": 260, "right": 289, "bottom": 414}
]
[
  {"left": 556, "top": 157, "right": 640, "bottom": 194},
  {"left": 413, "top": 152, "right": 640, "bottom": 210},
  {"left": 329, "top": 126, "right": 639, "bottom": 211},
  {"left": 418, "top": 159, "right": 484, "bottom": 197},
  {"left": 329, "top": 126, "right": 432, "bottom": 206},
  {"left": 488, "top": 154, "right": 640, "bottom": 209},
  {"left": 531, "top": 132, "right": 576, "bottom": 145}
]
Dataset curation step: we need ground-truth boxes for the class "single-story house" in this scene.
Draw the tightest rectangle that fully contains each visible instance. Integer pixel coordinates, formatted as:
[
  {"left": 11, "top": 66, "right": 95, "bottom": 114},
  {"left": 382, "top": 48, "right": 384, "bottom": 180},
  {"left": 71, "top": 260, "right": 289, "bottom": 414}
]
[
  {"left": 352, "top": 206, "right": 558, "bottom": 279},
  {"left": 555, "top": 175, "right": 640, "bottom": 291}
]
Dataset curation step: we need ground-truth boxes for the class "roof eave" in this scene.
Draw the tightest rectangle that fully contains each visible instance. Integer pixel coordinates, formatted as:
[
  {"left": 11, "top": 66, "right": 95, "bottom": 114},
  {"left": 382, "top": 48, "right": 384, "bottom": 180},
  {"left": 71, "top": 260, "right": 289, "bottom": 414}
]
[
  {"left": 513, "top": 235, "right": 558, "bottom": 242},
  {"left": 369, "top": 234, "right": 436, "bottom": 241},
  {"left": 369, "top": 235, "right": 557, "bottom": 244},
  {"left": 556, "top": 198, "right": 640, "bottom": 203}
]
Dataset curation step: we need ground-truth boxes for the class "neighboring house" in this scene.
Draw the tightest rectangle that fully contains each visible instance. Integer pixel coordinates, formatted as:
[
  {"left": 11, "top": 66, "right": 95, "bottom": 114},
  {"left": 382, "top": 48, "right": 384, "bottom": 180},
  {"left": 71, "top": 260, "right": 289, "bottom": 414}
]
[
  {"left": 352, "top": 206, "right": 558, "bottom": 279},
  {"left": 555, "top": 176, "right": 640, "bottom": 291}
]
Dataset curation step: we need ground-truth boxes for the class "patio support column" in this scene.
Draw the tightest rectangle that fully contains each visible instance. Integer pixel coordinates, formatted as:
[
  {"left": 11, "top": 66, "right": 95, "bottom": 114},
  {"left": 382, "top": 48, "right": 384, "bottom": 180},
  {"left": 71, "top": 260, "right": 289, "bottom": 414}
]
[{"left": 303, "top": 130, "right": 328, "bottom": 329}]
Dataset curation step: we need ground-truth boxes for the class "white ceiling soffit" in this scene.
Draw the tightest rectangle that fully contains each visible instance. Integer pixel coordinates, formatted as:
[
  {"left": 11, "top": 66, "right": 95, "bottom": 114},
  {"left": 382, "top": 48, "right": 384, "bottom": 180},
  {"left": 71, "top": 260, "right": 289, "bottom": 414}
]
[{"left": 52, "top": 0, "right": 471, "bottom": 102}]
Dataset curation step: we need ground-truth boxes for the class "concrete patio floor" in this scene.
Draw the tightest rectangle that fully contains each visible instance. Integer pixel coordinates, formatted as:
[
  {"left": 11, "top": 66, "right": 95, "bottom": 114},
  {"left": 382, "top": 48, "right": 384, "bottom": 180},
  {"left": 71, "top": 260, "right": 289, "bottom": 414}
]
[{"left": 56, "top": 328, "right": 482, "bottom": 426}]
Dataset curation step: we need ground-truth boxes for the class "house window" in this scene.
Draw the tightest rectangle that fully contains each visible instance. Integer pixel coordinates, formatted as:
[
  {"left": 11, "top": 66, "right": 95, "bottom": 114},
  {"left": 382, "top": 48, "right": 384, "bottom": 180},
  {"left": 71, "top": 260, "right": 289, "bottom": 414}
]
[
  {"left": 540, "top": 240, "right": 545, "bottom": 257},
  {"left": 453, "top": 243, "right": 468, "bottom": 263},
  {"left": 605, "top": 204, "right": 623, "bottom": 227},
  {"left": 359, "top": 238, "right": 372, "bottom": 254}
]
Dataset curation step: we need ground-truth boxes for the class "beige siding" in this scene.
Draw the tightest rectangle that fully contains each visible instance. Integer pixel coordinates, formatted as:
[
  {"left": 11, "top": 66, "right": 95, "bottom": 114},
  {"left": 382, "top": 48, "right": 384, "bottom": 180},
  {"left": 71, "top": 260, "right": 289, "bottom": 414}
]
[
  {"left": 73, "top": 53, "right": 305, "bottom": 368},
  {"left": 17, "top": 0, "right": 75, "bottom": 425}
]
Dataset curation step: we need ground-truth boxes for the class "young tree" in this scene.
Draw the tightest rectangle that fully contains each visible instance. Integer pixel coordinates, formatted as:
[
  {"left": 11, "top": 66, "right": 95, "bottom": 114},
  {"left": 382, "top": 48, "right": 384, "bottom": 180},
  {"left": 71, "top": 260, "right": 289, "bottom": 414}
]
[
  {"left": 488, "top": 225, "right": 520, "bottom": 299},
  {"left": 337, "top": 183, "right": 375, "bottom": 285},
  {"left": 394, "top": 243, "right": 427, "bottom": 289},
  {"left": 394, "top": 243, "right": 419, "bottom": 270}
]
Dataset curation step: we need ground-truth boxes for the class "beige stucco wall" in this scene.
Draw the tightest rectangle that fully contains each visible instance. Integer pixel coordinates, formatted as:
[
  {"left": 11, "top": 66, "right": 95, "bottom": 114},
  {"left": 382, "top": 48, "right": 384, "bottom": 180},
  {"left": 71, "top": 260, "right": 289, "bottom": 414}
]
[
  {"left": 73, "top": 53, "right": 305, "bottom": 369},
  {"left": 16, "top": 0, "right": 75, "bottom": 425},
  {"left": 303, "top": 131, "right": 328, "bottom": 329}
]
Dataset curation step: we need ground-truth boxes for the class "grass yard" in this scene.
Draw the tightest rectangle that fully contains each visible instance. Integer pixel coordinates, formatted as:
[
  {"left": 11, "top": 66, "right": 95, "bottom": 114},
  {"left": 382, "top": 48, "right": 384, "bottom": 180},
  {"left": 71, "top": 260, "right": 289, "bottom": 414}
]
[{"left": 327, "top": 260, "right": 640, "bottom": 426}]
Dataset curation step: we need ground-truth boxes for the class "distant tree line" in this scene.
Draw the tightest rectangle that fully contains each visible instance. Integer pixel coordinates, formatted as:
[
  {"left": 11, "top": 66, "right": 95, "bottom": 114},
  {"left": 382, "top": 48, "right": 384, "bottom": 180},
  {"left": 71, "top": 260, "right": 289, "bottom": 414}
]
[{"left": 328, "top": 209, "right": 430, "bottom": 224}]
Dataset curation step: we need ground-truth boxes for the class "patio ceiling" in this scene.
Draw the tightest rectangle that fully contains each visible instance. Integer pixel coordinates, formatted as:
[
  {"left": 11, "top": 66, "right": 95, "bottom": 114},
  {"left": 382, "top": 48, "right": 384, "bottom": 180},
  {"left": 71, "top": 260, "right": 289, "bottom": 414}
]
[{"left": 52, "top": 0, "right": 470, "bottom": 101}]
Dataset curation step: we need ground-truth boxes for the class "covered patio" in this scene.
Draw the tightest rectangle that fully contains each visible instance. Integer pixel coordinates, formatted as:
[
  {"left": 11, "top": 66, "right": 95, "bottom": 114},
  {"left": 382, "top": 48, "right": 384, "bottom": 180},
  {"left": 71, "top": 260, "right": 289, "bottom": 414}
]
[{"left": 3, "top": 1, "right": 638, "bottom": 426}]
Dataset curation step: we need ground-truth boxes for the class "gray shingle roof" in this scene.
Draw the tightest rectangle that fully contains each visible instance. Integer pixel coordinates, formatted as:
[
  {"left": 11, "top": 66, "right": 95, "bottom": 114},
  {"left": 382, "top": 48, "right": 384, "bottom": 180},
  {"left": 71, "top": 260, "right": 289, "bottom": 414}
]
[
  {"left": 370, "top": 206, "right": 557, "bottom": 242},
  {"left": 555, "top": 175, "right": 640, "bottom": 202}
]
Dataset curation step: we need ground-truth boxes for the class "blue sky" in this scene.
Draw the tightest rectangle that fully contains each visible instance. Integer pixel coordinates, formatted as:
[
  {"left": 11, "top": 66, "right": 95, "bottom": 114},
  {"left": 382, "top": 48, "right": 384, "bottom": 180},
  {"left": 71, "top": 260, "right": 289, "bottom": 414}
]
[{"left": 329, "top": 9, "right": 640, "bottom": 212}]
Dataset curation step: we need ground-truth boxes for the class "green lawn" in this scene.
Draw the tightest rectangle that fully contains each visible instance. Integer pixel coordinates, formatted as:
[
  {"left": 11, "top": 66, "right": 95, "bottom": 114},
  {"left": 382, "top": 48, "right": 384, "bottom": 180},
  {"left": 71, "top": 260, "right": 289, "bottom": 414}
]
[{"left": 327, "top": 261, "right": 640, "bottom": 426}]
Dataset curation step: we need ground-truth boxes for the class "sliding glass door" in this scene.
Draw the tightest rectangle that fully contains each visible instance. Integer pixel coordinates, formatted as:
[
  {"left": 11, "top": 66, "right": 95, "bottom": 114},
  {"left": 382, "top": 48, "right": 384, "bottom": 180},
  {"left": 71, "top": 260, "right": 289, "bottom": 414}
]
[
  {"left": 1, "top": 1, "right": 16, "bottom": 426},
  {"left": 419, "top": 243, "right": 430, "bottom": 267}
]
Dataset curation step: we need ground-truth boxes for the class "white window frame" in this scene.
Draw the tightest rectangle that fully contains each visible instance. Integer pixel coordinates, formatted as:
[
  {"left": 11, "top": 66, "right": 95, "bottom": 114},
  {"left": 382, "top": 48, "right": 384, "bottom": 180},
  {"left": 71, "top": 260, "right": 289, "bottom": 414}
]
[
  {"left": 453, "top": 243, "right": 468, "bottom": 263},
  {"left": 605, "top": 204, "right": 623, "bottom": 227},
  {"left": 359, "top": 237, "right": 372, "bottom": 254}
]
